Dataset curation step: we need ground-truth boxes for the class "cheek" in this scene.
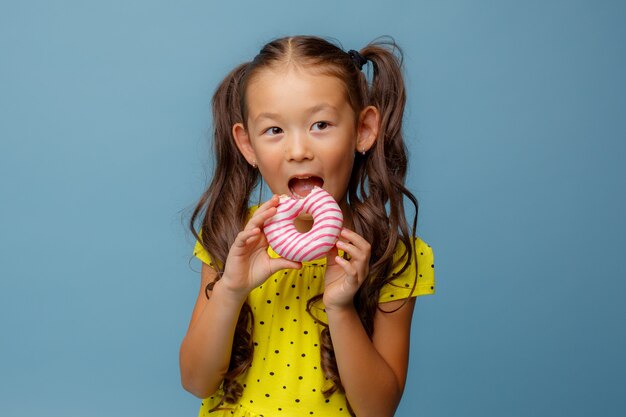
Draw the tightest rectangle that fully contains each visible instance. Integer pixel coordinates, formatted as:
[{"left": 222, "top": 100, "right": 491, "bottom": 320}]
[
  {"left": 330, "top": 154, "right": 355, "bottom": 184},
  {"left": 255, "top": 145, "right": 281, "bottom": 166}
]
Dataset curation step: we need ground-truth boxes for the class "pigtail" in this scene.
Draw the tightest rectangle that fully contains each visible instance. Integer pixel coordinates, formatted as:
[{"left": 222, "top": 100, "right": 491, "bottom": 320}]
[
  {"left": 352, "top": 39, "right": 419, "bottom": 284},
  {"left": 191, "top": 63, "right": 260, "bottom": 265},
  {"left": 361, "top": 39, "right": 416, "bottom": 272},
  {"left": 188, "top": 62, "right": 258, "bottom": 409}
]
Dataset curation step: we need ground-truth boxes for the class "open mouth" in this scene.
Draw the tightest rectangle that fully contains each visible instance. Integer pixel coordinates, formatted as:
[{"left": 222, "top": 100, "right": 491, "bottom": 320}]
[{"left": 288, "top": 176, "right": 324, "bottom": 198}]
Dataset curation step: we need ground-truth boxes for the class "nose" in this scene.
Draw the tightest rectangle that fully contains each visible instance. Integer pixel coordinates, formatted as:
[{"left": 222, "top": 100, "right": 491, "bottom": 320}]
[{"left": 284, "top": 131, "right": 313, "bottom": 162}]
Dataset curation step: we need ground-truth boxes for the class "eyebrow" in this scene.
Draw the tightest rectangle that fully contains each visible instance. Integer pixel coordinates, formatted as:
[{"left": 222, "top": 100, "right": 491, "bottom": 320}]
[{"left": 254, "top": 103, "right": 338, "bottom": 123}]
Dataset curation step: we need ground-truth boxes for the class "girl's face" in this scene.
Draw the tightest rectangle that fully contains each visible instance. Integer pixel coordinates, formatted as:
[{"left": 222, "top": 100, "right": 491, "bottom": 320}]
[{"left": 233, "top": 66, "right": 378, "bottom": 216}]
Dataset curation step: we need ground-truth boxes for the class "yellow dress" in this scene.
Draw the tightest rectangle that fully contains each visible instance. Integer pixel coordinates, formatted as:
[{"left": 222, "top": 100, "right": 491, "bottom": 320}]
[{"left": 192, "top": 231, "right": 435, "bottom": 417}]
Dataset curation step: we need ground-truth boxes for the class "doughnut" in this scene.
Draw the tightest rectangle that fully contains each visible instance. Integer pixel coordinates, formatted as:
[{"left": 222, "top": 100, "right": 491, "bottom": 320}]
[{"left": 263, "top": 186, "right": 343, "bottom": 262}]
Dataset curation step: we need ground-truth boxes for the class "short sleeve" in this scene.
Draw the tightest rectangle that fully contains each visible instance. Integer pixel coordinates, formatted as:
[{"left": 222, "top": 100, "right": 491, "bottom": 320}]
[
  {"left": 192, "top": 206, "right": 259, "bottom": 268},
  {"left": 193, "top": 236, "right": 214, "bottom": 267},
  {"left": 378, "top": 237, "right": 435, "bottom": 303}
]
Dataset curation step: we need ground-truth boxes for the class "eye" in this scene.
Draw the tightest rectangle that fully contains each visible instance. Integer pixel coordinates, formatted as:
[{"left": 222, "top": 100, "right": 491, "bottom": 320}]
[
  {"left": 263, "top": 126, "right": 283, "bottom": 136},
  {"left": 311, "top": 121, "right": 330, "bottom": 131}
]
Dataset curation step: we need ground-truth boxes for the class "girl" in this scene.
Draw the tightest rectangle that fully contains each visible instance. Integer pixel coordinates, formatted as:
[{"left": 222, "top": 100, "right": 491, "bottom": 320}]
[{"left": 180, "top": 35, "right": 435, "bottom": 417}]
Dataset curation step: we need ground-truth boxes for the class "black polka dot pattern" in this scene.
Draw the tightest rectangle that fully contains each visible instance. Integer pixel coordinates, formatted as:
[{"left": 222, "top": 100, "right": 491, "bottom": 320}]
[
  {"left": 379, "top": 237, "right": 436, "bottom": 302},
  {"left": 193, "top": 234, "right": 435, "bottom": 416}
]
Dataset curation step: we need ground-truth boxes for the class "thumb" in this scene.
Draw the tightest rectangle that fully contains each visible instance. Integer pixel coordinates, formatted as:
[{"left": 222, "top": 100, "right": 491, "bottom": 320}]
[
  {"left": 270, "top": 258, "right": 302, "bottom": 273},
  {"left": 325, "top": 245, "right": 339, "bottom": 266}
]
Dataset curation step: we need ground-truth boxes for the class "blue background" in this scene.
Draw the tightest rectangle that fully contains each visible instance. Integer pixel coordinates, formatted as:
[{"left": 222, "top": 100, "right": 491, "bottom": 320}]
[{"left": 1, "top": 1, "right": 625, "bottom": 416}]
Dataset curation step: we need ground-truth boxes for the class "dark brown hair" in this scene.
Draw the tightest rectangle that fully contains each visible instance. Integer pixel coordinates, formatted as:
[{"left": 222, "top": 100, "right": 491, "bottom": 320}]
[{"left": 188, "top": 35, "right": 419, "bottom": 411}]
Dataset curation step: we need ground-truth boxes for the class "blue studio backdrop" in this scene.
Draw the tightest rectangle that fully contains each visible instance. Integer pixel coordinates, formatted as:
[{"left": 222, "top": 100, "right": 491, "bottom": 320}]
[{"left": 1, "top": 1, "right": 625, "bottom": 416}]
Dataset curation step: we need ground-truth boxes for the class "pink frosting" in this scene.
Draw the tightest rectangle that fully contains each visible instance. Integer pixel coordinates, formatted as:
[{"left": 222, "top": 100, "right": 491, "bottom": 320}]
[{"left": 263, "top": 187, "right": 343, "bottom": 262}]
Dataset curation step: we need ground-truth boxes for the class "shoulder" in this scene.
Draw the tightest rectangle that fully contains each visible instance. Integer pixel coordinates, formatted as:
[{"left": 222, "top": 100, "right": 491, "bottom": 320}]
[
  {"left": 192, "top": 205, "right": 261, "bottom": 266},
  {"left": 193, "top": 238, "right": 214, "bottom": 266},
  {"left": 378, "top": 237, "right": 436, "bottom": 303}
]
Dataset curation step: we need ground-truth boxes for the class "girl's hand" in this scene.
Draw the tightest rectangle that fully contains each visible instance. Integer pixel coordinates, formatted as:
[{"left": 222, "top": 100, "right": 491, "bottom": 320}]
[
  {"left": 220, "top": 195, "right": 301, "bottom": 299},
  {"left": 323, "top": 228, "right": 371, "bottom": 311}
]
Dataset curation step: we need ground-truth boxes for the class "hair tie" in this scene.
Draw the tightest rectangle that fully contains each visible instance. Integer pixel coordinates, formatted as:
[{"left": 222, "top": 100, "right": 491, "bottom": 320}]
[{"left": 348, "top": 49, "right": 368, "bottom": 71}]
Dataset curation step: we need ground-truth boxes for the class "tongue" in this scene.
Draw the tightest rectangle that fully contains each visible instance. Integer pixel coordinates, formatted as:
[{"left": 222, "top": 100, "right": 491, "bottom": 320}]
[{"left": 289, "top": 177, "right": 324, "bottom": 198}]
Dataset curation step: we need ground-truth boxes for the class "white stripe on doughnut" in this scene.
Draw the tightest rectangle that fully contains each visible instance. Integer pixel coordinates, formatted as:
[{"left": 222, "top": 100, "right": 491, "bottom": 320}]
[{"left": 263, "top": 187, "right": 343, "bottom": 262}]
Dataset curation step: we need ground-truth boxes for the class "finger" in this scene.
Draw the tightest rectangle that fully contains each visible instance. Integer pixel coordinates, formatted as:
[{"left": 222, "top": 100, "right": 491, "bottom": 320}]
[
  {"left": 339, "top": 228, "right": 371, "bottom": 253},
  {"left": 335, "top": 239, "right": 370, "bottom": 282},
  {"left": 245, "top": 196, "right": 280, "bottom": 230},
  {"left": 270, "top": 258, "right": 302, "bottom": 273},
  {"left": 335, "top": 239, "right": 359, "bottom": 261},
  {"left": 234, "top": 227, "right": 261, "bottom": 248},
  {"left": 255, "top": 194, "right": 280, "bottom": 214},
  {"left": 244, "top": 230, "right": 264, "bottom": 246},
  {"left": 333, "top": 256, "right": 359, "bottom": 286},
  {"left": 325, "top": 245, "right": 339, "bottom": 266}
]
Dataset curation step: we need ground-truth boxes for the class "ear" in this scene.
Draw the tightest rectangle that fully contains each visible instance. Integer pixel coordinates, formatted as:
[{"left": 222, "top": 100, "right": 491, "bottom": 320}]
[
  {"left": 232, "top": 122, "right": 257, "bottom": 166},
  {"left": 356, "top": 106, "right": 380, "bottom": 153}
]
